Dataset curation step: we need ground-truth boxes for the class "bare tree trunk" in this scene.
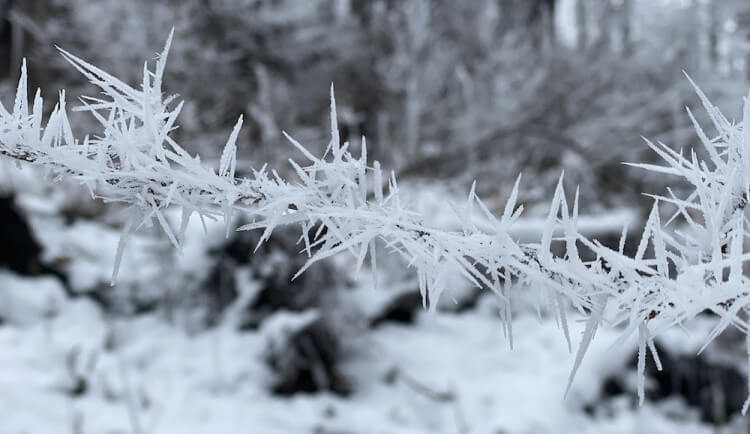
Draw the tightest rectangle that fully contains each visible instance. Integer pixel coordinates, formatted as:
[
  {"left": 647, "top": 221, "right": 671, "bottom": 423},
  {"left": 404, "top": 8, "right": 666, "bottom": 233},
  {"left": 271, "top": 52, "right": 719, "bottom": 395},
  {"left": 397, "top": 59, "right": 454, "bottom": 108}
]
[
  {"left": 620, "top": 0, "right": 633, "bottom": 56},
  {"left": 7, "top": 0, "right": 47, "bottom": 82},
  {"left": 0, "top": 0, "right": 9, "bottom": 78},
  {"left": 332, "top": 0, "right": 351, "bottom": 22},
  {"left": 531, "top": 0, "right": 556, "bottom": 52},
  {"left": 708, "top": 1, "right": 720, "bottom": 67},
  {"left": 9, "top": 3, "right": 22, "bottom": 82},
  {"left": 0, "top": 0, "right": 6, "bottom": 36},
  {"left": 543, "top": 1, "right": 556, "bottom": 51},
  {"left": 576, "top": 0, "right": 587, "bottom": 50},
  {"left": 742, "top": 7, "right": 750, "bottom": 80},
  {"left": 376, "top": 110, "right": 388, "bottom": 165},
  {"left": 477, "top": 0, "right": 499, "bottom": 51},
  {"left": 596, "top": 1, "right": 612, "bottom": 52},
  {"left": 405, "top": 74, "right": 420, "bottom": 160}
]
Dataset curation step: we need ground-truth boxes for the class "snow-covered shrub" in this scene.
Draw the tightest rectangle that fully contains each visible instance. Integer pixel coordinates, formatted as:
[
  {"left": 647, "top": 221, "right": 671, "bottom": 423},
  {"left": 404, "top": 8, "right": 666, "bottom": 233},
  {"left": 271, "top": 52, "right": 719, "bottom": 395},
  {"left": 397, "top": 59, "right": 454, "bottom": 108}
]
[
  {"left": 5, "top": 34, "right": 750, "bottom": 411},
  {"left": 262, "top": 309, "right": 350, "bottom": 396},
  {"left": 200, "top": 223, "right": 346, "bottom": 329},
  {"left": 0, "top": 194, "right": 44, "bottom": 275},
  {"left": 595, "top": 338, "right": 748, "bottom": 424}
]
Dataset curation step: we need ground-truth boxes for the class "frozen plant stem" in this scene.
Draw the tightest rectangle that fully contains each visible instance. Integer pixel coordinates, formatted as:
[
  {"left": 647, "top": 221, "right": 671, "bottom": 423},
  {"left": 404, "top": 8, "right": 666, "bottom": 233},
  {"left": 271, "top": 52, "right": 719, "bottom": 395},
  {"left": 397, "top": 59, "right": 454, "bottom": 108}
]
[{"left": 3, "top": 34, "right": 750, "bottom": 410}]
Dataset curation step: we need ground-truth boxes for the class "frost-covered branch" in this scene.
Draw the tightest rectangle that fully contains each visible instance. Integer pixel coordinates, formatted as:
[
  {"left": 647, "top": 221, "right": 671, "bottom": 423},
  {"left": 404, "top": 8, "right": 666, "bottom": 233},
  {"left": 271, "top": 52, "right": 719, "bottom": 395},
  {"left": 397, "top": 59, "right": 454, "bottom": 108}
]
[{"left": 4, "top": 36, "right": 750, "bottom": 410}]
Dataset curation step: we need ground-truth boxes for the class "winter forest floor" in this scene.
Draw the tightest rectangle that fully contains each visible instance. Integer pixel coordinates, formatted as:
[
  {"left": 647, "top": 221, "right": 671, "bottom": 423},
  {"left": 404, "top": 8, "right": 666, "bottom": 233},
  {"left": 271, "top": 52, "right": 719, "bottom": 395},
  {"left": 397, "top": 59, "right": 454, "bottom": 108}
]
[{"left": 0, "top": 294, "right": 730, "bottom": 434}]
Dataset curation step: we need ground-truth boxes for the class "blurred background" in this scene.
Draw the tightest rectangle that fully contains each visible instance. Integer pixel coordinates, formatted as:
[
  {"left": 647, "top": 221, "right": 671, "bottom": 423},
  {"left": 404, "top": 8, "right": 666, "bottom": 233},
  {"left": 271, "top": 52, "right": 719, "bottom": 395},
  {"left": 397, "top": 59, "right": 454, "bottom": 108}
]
[{"left": 2, "top": 0, "right": 750, "bottom": 433}]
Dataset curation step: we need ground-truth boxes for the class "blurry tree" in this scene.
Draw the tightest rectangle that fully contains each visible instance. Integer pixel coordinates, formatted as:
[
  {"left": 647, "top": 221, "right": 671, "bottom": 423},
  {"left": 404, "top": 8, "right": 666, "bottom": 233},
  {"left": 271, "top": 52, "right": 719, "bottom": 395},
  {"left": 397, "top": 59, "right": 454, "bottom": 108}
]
[
  {"left": 0, "top": 0, "right": 49, "bottom": 84},
  {"left": 707, "top": 0, "right": 720, "bottom": 67},
  {"left": 2, "top": 0, "right": 750, "bottom": 214},
  {"left": 737, "top": 4, "right": 750, "bottom": 79},
  {"left": 576, "top": 0, "right": 587, "bottom": 50},
  {"left": 498, "top": 0, "right": 556, "bottom": 49},
  {"left": 0, "top": 0, "right": 8, "bottom": 77},
  {"left": 619, "top": 0, "right": 633, "bottom": 55}
]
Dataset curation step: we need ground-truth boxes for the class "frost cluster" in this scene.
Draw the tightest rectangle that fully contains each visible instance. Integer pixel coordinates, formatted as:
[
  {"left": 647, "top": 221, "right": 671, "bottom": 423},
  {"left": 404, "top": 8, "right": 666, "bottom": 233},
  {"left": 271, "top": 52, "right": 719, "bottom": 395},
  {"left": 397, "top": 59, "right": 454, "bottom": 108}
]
[{"left": 2, "top": 34, "right": 750, "bottom": 410}]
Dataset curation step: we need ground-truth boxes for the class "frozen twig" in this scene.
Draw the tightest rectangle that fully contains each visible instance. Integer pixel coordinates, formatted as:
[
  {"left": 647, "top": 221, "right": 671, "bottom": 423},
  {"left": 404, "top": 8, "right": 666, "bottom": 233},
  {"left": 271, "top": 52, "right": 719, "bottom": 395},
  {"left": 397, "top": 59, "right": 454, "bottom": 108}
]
[{"left": 4, "top": 37, "right": 750, "bottom": 409}]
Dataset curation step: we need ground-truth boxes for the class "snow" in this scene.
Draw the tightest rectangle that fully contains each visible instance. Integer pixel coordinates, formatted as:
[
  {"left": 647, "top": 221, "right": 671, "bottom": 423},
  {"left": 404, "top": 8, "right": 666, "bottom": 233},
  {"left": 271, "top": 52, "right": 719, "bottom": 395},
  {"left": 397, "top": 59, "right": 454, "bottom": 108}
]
[
  {"left": 0, "top": 286, "right": 725, "bottom": 433},
  {"left": 262, "top": 309, "right": 320, "bottom": 352},
  {"left": 0, "top": 272, "right": 66, "bottom": 325}
]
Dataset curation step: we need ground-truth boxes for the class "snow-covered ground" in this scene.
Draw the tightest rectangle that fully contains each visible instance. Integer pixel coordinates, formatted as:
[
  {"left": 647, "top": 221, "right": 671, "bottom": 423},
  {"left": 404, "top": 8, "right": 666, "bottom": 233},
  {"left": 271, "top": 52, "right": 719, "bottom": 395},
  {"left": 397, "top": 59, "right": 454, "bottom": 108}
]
[{"left": 0, "top": 274, "right": 731, "bottom": 433}]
